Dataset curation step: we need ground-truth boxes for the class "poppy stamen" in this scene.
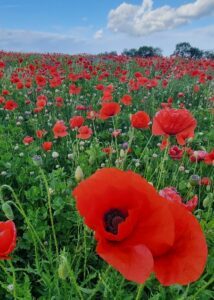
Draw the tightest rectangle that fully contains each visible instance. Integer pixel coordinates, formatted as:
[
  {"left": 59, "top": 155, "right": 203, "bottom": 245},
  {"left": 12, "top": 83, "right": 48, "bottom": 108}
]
[{"left": 104, "top": 209, "right": 127, "bottom": 234}]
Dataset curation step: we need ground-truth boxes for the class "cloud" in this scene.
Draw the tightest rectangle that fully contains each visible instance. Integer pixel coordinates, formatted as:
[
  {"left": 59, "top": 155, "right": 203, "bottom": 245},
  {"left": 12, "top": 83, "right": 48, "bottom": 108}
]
[
  {"left": 0, "top": 28, "right": 87, "bottom": 53},
  {"left": 93, "top": 29, "right": 103, "bottom": 40},
  {"left": 108, "top": 0, "right": 214, "bottom": 36}
]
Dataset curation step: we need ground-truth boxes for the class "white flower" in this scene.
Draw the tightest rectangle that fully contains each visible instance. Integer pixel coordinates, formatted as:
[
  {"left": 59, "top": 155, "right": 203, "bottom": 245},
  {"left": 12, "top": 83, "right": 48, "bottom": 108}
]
[{"left": 52, "top": 151, "right": 59, "bottom": 159}]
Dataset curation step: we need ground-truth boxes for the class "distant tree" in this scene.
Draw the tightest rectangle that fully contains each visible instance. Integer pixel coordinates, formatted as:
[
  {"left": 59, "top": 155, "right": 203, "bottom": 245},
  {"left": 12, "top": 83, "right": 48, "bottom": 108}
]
[
  {"left": 189, "top": 47, "right": 203, "bottom": 59},
  {"left": 122, "top": 46, "right": 162, "bottom": 57},
  {"left": 203, "top": 50, "right": 214, "bottom": 59},
  {"left": 173, "top": 42, "right": 192, "bottom": 57},
  {"left": 122, "top": 48, "right": 138, "bottom": 57},
  {"left": 98, "top": 51, "right": 118, "bottom": 56}
]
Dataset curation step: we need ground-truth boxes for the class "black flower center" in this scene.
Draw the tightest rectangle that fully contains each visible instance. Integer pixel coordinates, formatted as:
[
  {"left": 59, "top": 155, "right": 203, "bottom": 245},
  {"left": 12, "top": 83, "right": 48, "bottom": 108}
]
[{"left": 104, "top": 209, "right": 127, "bottom": 235}]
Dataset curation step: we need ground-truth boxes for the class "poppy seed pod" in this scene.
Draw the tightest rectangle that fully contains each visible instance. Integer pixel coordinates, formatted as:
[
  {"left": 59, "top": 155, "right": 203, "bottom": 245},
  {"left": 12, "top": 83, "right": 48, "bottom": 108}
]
[
  {"left": 2, "top": 202, "right": 14, "bottom": 220},
  {"left": 75, "top": 166, "right": 84, "bottom": 182}
]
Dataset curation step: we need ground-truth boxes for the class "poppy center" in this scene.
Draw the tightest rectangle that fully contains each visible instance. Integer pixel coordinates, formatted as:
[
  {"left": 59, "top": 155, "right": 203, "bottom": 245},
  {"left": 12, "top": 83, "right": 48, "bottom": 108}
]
[{"left": 104, "top": 209, "right": 127, "bottom": 234}]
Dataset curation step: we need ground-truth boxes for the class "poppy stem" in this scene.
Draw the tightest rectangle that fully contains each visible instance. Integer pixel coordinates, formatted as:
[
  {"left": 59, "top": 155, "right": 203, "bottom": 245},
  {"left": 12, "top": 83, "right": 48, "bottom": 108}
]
[
  {"left": 39, "top": 168, "right": 59, "bottom": 259},
  {"left": 135, "top": 284, "right": 145, "bottom": 300}
]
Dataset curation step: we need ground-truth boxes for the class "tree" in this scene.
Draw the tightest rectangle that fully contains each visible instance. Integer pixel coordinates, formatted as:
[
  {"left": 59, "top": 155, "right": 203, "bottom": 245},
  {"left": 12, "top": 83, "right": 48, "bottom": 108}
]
[
  {"left": 122, "top": 46, "right": 162, "bottom": 57},
  {"left": 203, "top": 50, "right": 214, "bottom": 59},
  {"left": 122, "top": 48, "right": 138, "bottom": 57},
  {"left": 189, "top": 47, "right": 203, "bottom": 59},
  {"left": 173, "top": 42, "right": 192, "bottom": 57}
]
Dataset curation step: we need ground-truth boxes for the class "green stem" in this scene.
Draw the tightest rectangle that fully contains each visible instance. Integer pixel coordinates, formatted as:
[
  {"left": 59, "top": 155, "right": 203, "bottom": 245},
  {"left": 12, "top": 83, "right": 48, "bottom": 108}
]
[
  {"left": 39, "top": 168, "right": 59, "bottom": 259},
  {"left": 8, "top": 260, "right": 17, "bottom": 300},
  {"left": 135, "top": 284, "right": 145, "bottom": 300},
  {"left": 68, "top": 267, "right": 84, "bottom": 300},
  {"left": 0, "top": 185, "right": 48, "bottom": 257},
  {"left": 190, "top": 277, "right": 214, "bottom": 299}
]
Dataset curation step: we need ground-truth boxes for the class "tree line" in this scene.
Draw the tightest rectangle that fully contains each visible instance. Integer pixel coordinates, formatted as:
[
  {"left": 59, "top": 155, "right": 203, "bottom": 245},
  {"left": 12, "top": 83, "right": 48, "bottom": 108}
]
[{"left": 99, "top": 43, "right": 214, "bottom": 59}]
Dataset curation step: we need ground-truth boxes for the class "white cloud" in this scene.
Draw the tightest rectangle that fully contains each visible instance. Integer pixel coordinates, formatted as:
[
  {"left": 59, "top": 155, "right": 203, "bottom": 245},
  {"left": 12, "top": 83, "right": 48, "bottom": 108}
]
[
  {"left": 93, "top": 29, "right": 103, "bottom": 40},
  {"left": 0, "top": 28, "right": 87, "bottom": 53},
  {"left": 108, "top": 0, "right": 214, "bottom": 36}
]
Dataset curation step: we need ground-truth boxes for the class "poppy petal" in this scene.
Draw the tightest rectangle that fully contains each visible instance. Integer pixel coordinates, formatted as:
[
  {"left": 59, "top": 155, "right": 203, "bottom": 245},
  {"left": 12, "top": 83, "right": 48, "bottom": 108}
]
[
  {"left": 154, "top": 202, "right": 207, "bottom": 285},
  {"left": 97, "top": 240, "right": 154, "bottom": 284},
  {"left": 152, "top": 118, "right": 165, "bottom": 135}
]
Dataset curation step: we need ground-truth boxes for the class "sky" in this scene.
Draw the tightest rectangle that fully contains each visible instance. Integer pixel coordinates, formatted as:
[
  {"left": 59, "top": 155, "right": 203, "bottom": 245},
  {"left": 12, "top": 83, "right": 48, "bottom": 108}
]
[{"left": 0, "top": 0, "right": 213, "bottom": 55}]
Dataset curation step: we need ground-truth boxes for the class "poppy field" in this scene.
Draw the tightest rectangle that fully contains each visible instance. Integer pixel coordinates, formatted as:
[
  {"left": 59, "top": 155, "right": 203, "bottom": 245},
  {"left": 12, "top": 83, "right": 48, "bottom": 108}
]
[{"left": 0, "top": 51, "right": 213, "bottom": 299}]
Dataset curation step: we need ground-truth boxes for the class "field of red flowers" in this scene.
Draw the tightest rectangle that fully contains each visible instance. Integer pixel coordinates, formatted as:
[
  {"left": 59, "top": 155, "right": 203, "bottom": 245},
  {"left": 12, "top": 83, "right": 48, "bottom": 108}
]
[{"left": 0, "top": 51, "right": 213, "bottom": 299}]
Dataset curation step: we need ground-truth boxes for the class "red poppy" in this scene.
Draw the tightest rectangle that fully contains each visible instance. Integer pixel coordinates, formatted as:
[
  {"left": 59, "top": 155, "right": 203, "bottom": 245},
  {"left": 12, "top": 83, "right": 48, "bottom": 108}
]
[
  {"left": 42, "top": 141, "right": 52, "bottom": 152},
  {"left": 0, "top": 220, "right": 16, "bottom": 260},
  {"left": 102, "top": 147, "right": 113, "bottom": 155},
  {"left": 55, "top": 97, "right": 64, "bottom": 107},
  {"left": 4, "top": 100, "right": 18, "bottom": 111},
  {"left": 53, "top": 121, "right": 68, "bottom": 138},
  {"left": 0, "top": 96, "right": 5, "bottom": 104},
  {"left": 69, "top": 116, "right": 85, "bottom": 129},
  {"left": 190, "top": 151, "right": 207, "bottom": 163},
  {"left": 76, "top": 126, "right": 92, "bottom": 139},
  {"left": 168, "top": 146, "right": 183, "bottom": 160},
  {"left": 152, "top": 108, "right": 197, "bottom": 145},
  {"left": 120, "top": 95, "right": 132, "bottom": 106},
  {"left": 200, "top": 177, "right": 211, "bottom": 186},
  {"left": 23, "top": 136, "right": 34, "bottom": 145},
  {"left": 73, "top": 168, "right": 207, "bottom": 285},
  {"left": 36, "top": 75, "right": 46, "bottom": 87},
  {"left": 131, "top": 111, "right": 150, "bottom": 129},
  {"left": 204, "top": 150, "right": 214, "bottom": 165},
  {"left": 69, "top": 84, "right": 81, "bottom": 95},
  {"left": 99, "top": 102, "right": 121, "bottom": 120},
  {"left": 36, "top": 129, "right": 46, "bottom": 139}
]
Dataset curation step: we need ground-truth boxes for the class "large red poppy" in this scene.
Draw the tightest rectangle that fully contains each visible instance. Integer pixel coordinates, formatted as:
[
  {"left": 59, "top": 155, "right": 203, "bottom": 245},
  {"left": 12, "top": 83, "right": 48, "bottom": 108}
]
[
  {"left": 131, "top": 111, "right": 150, "bottom": 129},
  {"left": 76, "top": 126, "right": 92, "bottom": 139},
  {"left": 69, "top": 116, "right": 85, "bottom": 129},
  {"left": 0, "top": 220, "right": 16, "bottom": 260},
  {"left": 73, "top": 168, "right": 207, "bottom": 285},
  {"left": 99, "top": 102, "right": 121, "bottom": 120},
  {"left": 152, "top": 108, "right": 197, "bottom": 145},
  {"left": 4, "top": 100, "right": 18, "bottom": 111},
  {"left": 53, "top": 120, "right": 68, "bottom": 138}
]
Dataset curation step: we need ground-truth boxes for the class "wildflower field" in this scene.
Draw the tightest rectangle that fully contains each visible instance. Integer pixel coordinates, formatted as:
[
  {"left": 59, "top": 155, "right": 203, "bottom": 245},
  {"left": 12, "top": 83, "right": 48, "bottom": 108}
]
[{"left": 0, "top": 51, "right": 213, "bottom": 299}]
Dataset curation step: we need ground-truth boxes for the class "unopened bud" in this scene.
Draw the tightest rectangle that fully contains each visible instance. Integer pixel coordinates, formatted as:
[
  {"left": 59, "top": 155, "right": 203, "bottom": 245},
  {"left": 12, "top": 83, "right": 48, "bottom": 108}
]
[{"left": 75, "top": 166, "right": 84, "bottom": 182}]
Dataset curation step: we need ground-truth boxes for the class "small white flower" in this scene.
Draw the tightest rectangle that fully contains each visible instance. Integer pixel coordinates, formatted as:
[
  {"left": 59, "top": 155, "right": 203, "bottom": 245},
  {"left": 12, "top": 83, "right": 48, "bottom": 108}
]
[{"left": 52, "top": 151, "right": 59, "bottom": 159}]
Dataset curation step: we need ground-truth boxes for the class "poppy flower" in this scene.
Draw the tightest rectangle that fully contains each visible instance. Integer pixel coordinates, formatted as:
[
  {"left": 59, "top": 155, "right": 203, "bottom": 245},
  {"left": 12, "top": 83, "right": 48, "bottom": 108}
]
[
  {"left": 69, "top": 84, "right": 81, "bottom": 95},
  {"left": 36, "top": 129, "right": 46, "bottom": 139},
  {"left": 4, "top": 100, "right": 18, "bottom": 111},
  {"left": 131, "top": 111, "right": 150, "bottom": 129},
  {"left": 36, "top": 75, "right": 46, "bottom": 87},
  {"left": 190, "top": 151, "right": 207, "bottom": 163},
  {"left": 69, "top": 116, "right": 85, "bottom": 129},
  {"left": 152, "top": 108, "right": 197, "bottom": 145},
  {"left": 120, "top": 95, "right": 132, "bottom": 106},
  {"left": 0, "top": 220, "right": 16, "bottom": 260},
  {"left": 73, "top": 168, "right": 207, "bottom": 285},
  {"left": 42, "top": 141, "right": 52, "bottom": 152},
  {"left": 99, "top": 102, "right": 121, "bottom": 120},
  {"left": 204, "top": 150, "right": 214, "bottom": 165},
  {"left": 23, "top": 136, "right": 34, "bottom": 145},
  {"left": 53, "top": 121, "right": 68, "bottom": 138},
  {"left": 168, "top": 146, "right": 183, "bottom": 160},
  {"left": 76, "top": 126, "right": 92, "bottom": 139},
  {"left": 159, "top": 187, "right": 198, "bottom": 212}
]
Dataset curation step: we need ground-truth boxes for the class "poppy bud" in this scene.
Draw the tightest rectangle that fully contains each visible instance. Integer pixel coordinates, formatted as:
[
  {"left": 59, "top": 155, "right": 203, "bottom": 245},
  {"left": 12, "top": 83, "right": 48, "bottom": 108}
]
[
  {"left": 75, "top": 166, "right": 84, "bottom": 182},
  {"left": 2, "top": 202, "right": 14, "bottom": 220},
  {"left": 58, "top": 255, "right": 69, "bottom": 280},
  {"left": 203, "top": 194, "right": 213, "bottom": 208},
  {"left": 120, "top": 149, "right": 125, "bottom": 158},
  {"left": 189, "top": 175, "right": 201, "bottom": 186}
]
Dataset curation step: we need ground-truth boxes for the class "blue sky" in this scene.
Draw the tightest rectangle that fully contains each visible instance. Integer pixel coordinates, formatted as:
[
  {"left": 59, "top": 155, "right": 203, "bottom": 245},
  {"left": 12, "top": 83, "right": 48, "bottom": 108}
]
[{"left": 0, "top": 0, "right": 213, "bottom": 55}]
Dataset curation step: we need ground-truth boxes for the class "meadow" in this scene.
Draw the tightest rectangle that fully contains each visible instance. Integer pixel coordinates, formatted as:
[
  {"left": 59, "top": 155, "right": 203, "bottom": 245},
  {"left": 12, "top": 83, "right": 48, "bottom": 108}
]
[{"left": 0, "top": 51, "right": 213, "bottom": 299}]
